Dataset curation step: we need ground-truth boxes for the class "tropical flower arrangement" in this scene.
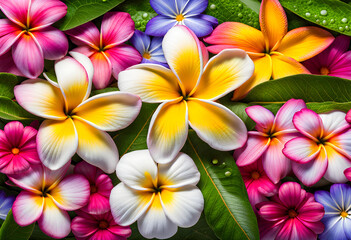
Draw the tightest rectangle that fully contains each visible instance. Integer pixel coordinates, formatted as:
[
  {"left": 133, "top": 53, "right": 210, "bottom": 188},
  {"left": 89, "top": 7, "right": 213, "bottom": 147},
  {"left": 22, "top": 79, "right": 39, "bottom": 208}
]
[{"left": 1, "top": 0, "right": 351, "bottom": 239}]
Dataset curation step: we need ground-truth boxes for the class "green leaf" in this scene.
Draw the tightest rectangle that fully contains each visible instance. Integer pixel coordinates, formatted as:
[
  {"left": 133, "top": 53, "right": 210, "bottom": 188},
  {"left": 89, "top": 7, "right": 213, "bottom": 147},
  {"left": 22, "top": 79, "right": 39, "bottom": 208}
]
[
  {"left": 243, "top": 74, "right": 351, "bottom": 113},
  {"left": 280, "top": 0, "right": 351, "bottom": 35},
  {"left": 117, "top": 0, "right": 157, "bottom": 31},
  {"left": 205, "top": 0, "right": 260, "bottom": 28},
  {"left": 0, "top": 97, "right": 38, "bottom": 121},
  {"left": 0, "top": 210, "right": 34, "bottom": 240},
  {"left": 0, "top": 74, "right": 18, "bottom": 99},
  {"left": 59, "top": 0, "right": 126, "bottom": 31},
  {"left": 182, "top": 131, "right": 259, "bottom": 240},
  {"left": 91, "top": 87, "right": 119, "bottom": 96}
]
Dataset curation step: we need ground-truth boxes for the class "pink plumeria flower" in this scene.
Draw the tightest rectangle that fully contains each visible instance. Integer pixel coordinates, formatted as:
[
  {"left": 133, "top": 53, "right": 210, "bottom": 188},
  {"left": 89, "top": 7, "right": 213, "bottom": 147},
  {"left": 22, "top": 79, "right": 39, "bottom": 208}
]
[
  {"left": 346, "top": 108, "right": 351, "bottom": 123},
  {"left": 0, "top": 121, "right": 40, "bottom": 175},
  {"left": 344, "top": 167, "right": 351, "bottom": 181},
  {"left": 0, "top": 0, "right": 68, "bottom": 78},
  {"left": 234, "top": 99, "right": 307, "bottom": 183},
  {"left": 10, "top": 162, "right": 90, "bottom": 239},
  {"left": 238, "top": 159, "right": 279, "bottom": 212},
  {"left": 74, "top": 161, "right": 113, "bottom": 215},
  {"left": 71, "top": 210, "right": 131, "bottom": 240},
  {"left": 66, "top": 12, "right": 142, "bottom": 89},
  {"left": 257, "top": 182, "right": 324, "bottom": 240},
  {"left": 283, "top": 109, "right": 351, "bottom": 186}
]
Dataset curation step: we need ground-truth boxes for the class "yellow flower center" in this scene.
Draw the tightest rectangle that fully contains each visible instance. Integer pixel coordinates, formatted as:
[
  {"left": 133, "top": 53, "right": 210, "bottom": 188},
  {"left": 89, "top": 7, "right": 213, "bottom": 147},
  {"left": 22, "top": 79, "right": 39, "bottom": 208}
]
[
  {"left": 320, "top": 67, "right": 330, "bottom": 75},
  {"left": 341, "top": 211, "right": 348, "bottom": 218},
  {"left": 251, "top": 171, "right": 260, "bottom": 180},
  {"left": 143, "top": 52, "right": 151, "bottom": 59},
  {"left": 11, "top": 148, "right": 20, "bottom": 155},
  {"left": 176, "top": 14, "right": 185, "bottom": 21}
]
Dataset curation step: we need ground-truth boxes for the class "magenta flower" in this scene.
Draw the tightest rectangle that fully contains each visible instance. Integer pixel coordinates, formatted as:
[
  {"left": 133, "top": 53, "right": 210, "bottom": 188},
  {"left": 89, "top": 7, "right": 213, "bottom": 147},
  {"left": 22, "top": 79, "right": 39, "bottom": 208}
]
[
  {"left": 283, "top": 109, "right": 351, "bottom": 186},
  {"left": 239, "top": 159, "right": 279, "bottom": 212},
  {"left": 10, "top": 162, "right": 90, "bottom": 239},
  {"left": 0, "top": 0, "right": 68, "bottom": 78},
  {"left": 303, "top": 35, "right": 351, "bottom": 79},
  {"left": 344, "top": 167, "right": 351, "bottom": 181},
  {"left": 257, "top": 182, "right": 325, "bottom": 240},
  {"left": 74, "top": 161, "right": 113, "bottom": 215},
  {"left": 71, "top": 210, "right": 132, "bottom": 240},
  {"left": 66, "top": 12, "right": 142, "bottom": 89},
  {"left": 0, "top": 121, "right": 40, "bottom": 175},
  {"left": 234, "top": 99, "right": 307, "bottom": 183}
]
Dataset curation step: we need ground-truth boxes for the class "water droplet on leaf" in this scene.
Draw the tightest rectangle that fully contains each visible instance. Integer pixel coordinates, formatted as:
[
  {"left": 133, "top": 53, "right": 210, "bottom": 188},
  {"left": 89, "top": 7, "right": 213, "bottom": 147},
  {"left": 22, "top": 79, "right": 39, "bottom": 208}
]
[
  {"left": 142, "top": 13, "right": 148, "bottom": 18},
  {"left": 322, "top": 20, "right": 327, "bottom": 25},
  {"left": 339, "top": 26, "right": 345, "bottom": 31},
  {"left": 210, "top": 4, "right": 216, "bottom": 10},
  {"left": 305, "top": 12, "right": 311, "bottom": 17},
  {"left": 330, "top": 19, "right": 335, "bottom": 23},
  {"left": 212, "top": 159, "right": 219, "bottom": 165},
  {"left": 342, "top": 18, "right": 348, "bottom": 23},
  {"left": 320, "top": 10, "right": 327, "bottom": 16},
  {"left": 238, "top": 13, "right": 243, "bottom": 18},
  {"left": 225, "top": 171, "right": 232, "bottom": 177}
]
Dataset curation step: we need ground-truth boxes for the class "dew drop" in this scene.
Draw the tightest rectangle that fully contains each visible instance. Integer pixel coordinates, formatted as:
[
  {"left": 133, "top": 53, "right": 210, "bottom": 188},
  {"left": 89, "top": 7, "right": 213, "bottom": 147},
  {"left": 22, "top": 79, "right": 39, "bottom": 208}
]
[
  {"left": 316, "top": 19, "right": 320, "bottom": 23},
  {"left": 225, "top": 171, "right": 232, "bottom": 177},
  {"left": 305, "top": 12, "right": 311, "bottom": 17},
  {"left": 322, "top": 20, "right": 327, "bottom": 25},
  {"left": 142, "top": 13, "right": 148, "bottom": 18},
  {"left": 210, "top": 4, "right": 216, "bottom": 10},
  {"left": 342, "top": 18, "right": 348, "bottom": 23},
  {"left": 346, "top": 26, "right": 350, "bottom": 31},
  {"left": 320, "top": 10, "right": 327, "bottom": 16},
  {"left": 238, "top": 3, "right": 243, "bottom": 8},
  {"left": 314, "top": 14, "right": 318, "bottom": 18},
  {"left": 212, "top": 159, "right": 219, "bottom": 165},
  {"left": 339, "top": 26, "right": 345, "bottom": 32},
  {"left": 330, "top": 19, "right": 335, "bottom": 23},
  {"left": 238, "top": 13, "right": 243, "bottom": 18},
  {"left": 102, "top": 0, "right": 107, "bottom": 2},
  {"left": 135, "top": 21, "right": 141, "bottom": 27}
]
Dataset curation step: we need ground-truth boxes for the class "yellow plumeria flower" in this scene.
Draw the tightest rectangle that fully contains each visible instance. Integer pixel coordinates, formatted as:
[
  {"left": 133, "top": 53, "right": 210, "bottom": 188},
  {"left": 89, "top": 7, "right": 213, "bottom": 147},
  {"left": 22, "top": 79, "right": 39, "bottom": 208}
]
[
  {"left": 14, "top": 52, "right": 142, "bottom": 173},
  {"left": 118, "top": 26, "right": 254, "bottom": 163},
  {"left": 110, "top": 149, "right": 204, "bottom": 239}
]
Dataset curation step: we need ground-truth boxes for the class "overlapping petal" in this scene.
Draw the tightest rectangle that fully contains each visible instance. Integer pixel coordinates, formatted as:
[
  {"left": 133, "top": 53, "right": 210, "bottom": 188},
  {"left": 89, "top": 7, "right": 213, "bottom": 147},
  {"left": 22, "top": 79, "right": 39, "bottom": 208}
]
[
  {"left": 12, "top": 191, "right": 44, "bottom": 226},
  {"left": 324, "top": 145, "right": 351, "bottom": 183},
  {"left": 145, "top": 16, "right": 177, "bottom": 37},
  {"left": 90, "top": 52, "right": 112, "bottom": 90},
  {"left": 29, "top": 0, "right": 67, "bottom": 29},
  {"left": 65, "top": 22, "right": 100, "bottom": 49},
  {"left": 271, "top": 54, "right": 310, "bottom": 79},
  {"left": 273, "top": 99, "right": 307, "bottom": 131},
  {"left": 293, "top": 109, "right": 323, "bottom": 140},
  {"left": 183, "top": 15, "right": 217, "bottom": 37},
  {"left": 246, "top": 105, "right": 274, "bottom": 132},
  {"left": 235, "top": 134, "right": 270, "bottom": 166},
  {"left": 0, "top": 0, "right": 29, "bottom": 27},
  {"left": 283, "top": 137, "right": 321, "bottom": 163}
]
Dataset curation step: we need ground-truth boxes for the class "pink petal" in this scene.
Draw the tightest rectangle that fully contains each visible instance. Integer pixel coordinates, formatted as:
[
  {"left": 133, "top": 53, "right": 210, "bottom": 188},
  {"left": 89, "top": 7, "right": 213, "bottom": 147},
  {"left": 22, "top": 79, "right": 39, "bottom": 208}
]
[
  {"left": 0, "top": 30, "right": 22, "bottom": 56},
  {"left": 0, "top": 154, "right": 12, "bottom": 171},
  {"left": 71, "top": 46, "right": 96, "bottom": 58},
  {"left": 262, "top": 138, "right": 291, "bottom": 184},
  {"left": 71, "top": 215, "right": 98, "bottom": 238},
  {"left": 4, "top": 121, "right": 24, "bottom": 147},
  {"left": 283, "top": 137, "right": 320, "bottom": 163},
  {"left": 344, "top": 167, "right": 351, "bottom": 181},
  {"left": 277, "top": 218, "right": 317, "bottom": 240},
  {"left": 12, "top": 34, "right": 44, "bottom": 79},
  {"left": 12, "top": 191, "right": 44, "bottom": 226},
  {"left": 259, "top": 217, "right": 284, "bottom": 240},
  {"left": 49, "top": 174, "right": 90, "bottom": 211},
  {"left": 91, "top": 230, "right": 118, "bottom": 240},
  {"left": 29, "top": 0, "right": 67, "bottom": 29},
  {"left": 105, "top": 44, "right": 142, "bottom": 80},
  {"left": 301, "top": 220, "right": 324, "bottom": 235},
  {"left": 234, "top": 134, "right": 270, "bottom": 166},
  {"left": 19, "top": 148, "right": 40, "bottom": 165},
  {"left": 293, "top": 109, "right": 323, "bottom": 140},
  {"left": 108, "top": 225, "right": 132, "bottom": 237},
  {"left": 96, "top": 174, "right": 113, "bottom": 196},
  {"left": 81, "top": 193, "right": 110, "bottom": 215},
  {"left": 18, "top": 126, "right": 37, "bottom": 148},
  {"left": 278, "top": 182, "right": 305, "bottom": 209},
  {"left": 101, "top": 12, "right": 134, "bottom": 48},
  {"left": 0, "top": 50, "right": 23, "bottom": 76},
  {"left": 0, "top": 154, "right": 30, "bottom": 174},
  {"left": 245, "top": 105, "right": 274, "bottom": 133},
  {"left": 347, "top": 109, "right": 351, "bottom": 123},
  {"left": 0, "top": 0, "right": 29, "bottom": 27},
  {"left": 298, "top": 202, "right": 324, "bottom": 222},
  {"left": 66, "top": 22, "right": 100, "bottom": 49},
  {"left": 8, "top": 164, "right": 43, "bottom": 192},
  {"left": 273, "top": 99, "right": 306, "bottom": 131},
  {"left": 258, "top": 202, "right": 287, "bottom": 221},
  {"left": 74, "top": 161, "right": 101, "bottom": 183},
  {"left": 246, "top": 183, "right": 269, "bottom": 210},
  {"left": 90, "top": 52, "right": 112, "bottom": 89},
  {"left": 31, "top": 27, "right": 68, "bottom": 60}
]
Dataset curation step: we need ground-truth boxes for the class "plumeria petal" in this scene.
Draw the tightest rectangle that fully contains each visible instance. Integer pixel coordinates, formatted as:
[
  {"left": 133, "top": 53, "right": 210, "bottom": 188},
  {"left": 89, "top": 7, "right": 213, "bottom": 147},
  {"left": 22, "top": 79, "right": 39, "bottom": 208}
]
[
  {"left": 73, "top": 91, "right": 141, "bottom": 132},
  {"left": 162, "top": 25, "right": 202, "bottom": 95},
  {"left": 69, "top": 51, "right": 94, "bottom": 84},
  {"left": 283, "top": 137, "right": 321, "bottom": 163},
  {"left": 118, "top": 64, "right": 181, "bottom": 103},
  {"left": 277, "top": 27, "right": 334, "bottom": 62},
  {"left": 31, "top": 27, "right": 68, "bottom": 60},
  {"left": 101, "top": 12, "right": 135, "bottom": 48},
  {"left": 246, "top": 105, "right": 274, "bottom": 132},
  {"left": 271, "top": 54, "right": 310, "bottom": 79},
  {"left": 235, "top": 134, "right": 270, "bottom": 166},
  {"left": 0, "top": 23, "right": 22, "bottom": 55},
  {"left": 37, "top": 119, "right": 78, "bottom": 170},
  {"left": 232, "top": 55, "right": 272, "bottom": 100},
  {"left": 12, "top": 191, "right": 44, "bottom": 226},
  {"left": 183, "top": 15, "right": 217, "bottom": 37},
  {"left": 90, "top": 51, "right": 112, "bottom": 90},
  {"left": 0, "top": 50, "right": 23, "bottom": 76},
  {"left": 187, "top": 98, "right": 247, "bottom": 151},
  {"left": 12, "top": 34, "right": 44, "bottom": 79},
  {"left": 110, "top": 183, "right": 154, "bottom": 226},
  {"left": 137, "top": 195, "right": 178, "bottom": 239},
  {"left": 192, "top": 49, "right": 254, "bottom": 100},
  {"left": 73, "top": 119, "right": 118, "bottom": 174},
  {"left": 204, "top": 22, "right": 265, "bottom": 54},
  {"left": 43, "top": 161, "right": 71, "bottom": 188},
  {"left": 65, "top": 22, "right": 100, "bottom": 49},
  {"left": 145, "top": 16, "right": 177, "bottom": 37},
  {"left": 293, "top": 108, "right": 323, "bottom": 140},
  {"left": 14, "top": 79, "right": 66, "bottom": 120},
  {"left": 319, "top": 111, "right": 350, "bottom": 138},
  {"left": 148, "top": 99, "right": 188, "bottom": 163},
  {"left": 29, "top": 0, "right": 67, "bottom": 29},
  {"left": 71, "top": 214, "right": 98, "bottom": 238},
  {"left": 38, "top": 197, "right": 71, "bottom": 239},
  {"left": 324, "top": 145, "right": 351, "bottom": 183},
  {"left": 344, "top": 167, "right": 351, "bottom": 181},
  {"left": 260, "top": 0, "right": 287, "bottom": 50},
  {"left": 0, "top": 0, "right": 28, "bottom": 27},
  {"left": 9, "top": 164, "right": 43, "bottom": 193},
  {"left": 116, "top": 150, "right": 158, "bottom": 191},
  {"left": 273, "top": 99, "right": 307, "bottom": 131},
  {"left": 158, "top": 152, "right": 200, "bottom": 188},
  {"left": 55, "top": 56, "right": 90, "bottom": 112}
]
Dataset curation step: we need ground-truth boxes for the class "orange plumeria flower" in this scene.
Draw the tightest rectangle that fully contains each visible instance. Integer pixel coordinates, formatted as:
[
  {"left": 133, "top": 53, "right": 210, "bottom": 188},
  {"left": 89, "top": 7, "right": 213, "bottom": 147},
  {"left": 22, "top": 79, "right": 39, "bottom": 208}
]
[{"left": 204, "top": 0, "right": 334, "bottom": 100}]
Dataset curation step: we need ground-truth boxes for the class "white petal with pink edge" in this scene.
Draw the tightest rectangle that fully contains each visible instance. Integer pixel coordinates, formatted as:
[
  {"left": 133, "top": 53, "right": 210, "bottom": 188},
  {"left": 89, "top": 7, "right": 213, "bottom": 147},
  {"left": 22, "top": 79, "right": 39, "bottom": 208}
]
[
  {"left": 160, "top": 187, "right": 203, "bottom": 228},
  {"left": 38, "top": 197, "right": 71, "bottom": 239},
  {"left": 158, "top": 152, "right": 200, "bottom": 188},
  {"left": 9, "top": 164, "right": 43, "bottom": 193},
  {"left": 14, "top": 79, "right": 66, "bottom": 120},
  {"left": 69, "top": 51, "right": 94, "bottom": 84},
  {"left": 283, "top": 137, "right": 321, "bottom": 163},
  {"left": 273, "top": 99, "right": 306, "bottom": 131},
  {"left": 116, "top": 150, "right": 158, "bottom": 191},
  {"left": 328, "top": 129, "right": 351, "bottom": 159},
  {"left": 293, "top": 109, "right": 323, "bottom": 140},
  {"left": 49, "top": 174, "right": 90, "bottom": 211},
  {"left": 324, "top": 145, "right": 351, "bottom": 183},
  {"left": 110, "top": 183, "right": 154, "bottom": 226},
  {"left": 12, "top": 191, "right": 44, "bottom": 226},
  {"left": 147, "top": 99, "right": 188, "bottom": 164},
  {"left": 245, "top": 105, "right": 274, "bottom": 133},
  {"left": 72, "top": 91, "right": 141, "bottom": 132},
  {"left": 73, "top": 119, "right": 118, "bottom": 174},
  {"left": 37, "top": 119, "right": 78, "bottom": 171},
  {"left": 235, "top": 134, "right": 270, "bottom": 166},
  {"left": 43, "top": 161, "right": 71, "bottom": 188},
  {"left": 65, "top": 22, "right": 100, "bottom": 48},
  {"left": 319, "top": 111, "right": 350, "bottom": 138}
]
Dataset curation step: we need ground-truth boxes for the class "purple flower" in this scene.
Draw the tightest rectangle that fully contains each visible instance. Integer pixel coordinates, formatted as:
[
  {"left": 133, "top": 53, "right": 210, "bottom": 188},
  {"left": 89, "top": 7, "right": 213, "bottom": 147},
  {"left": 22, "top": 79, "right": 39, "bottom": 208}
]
[
  {"left": 0, "top": 190, "right": 15, "bottom": 220},
  {"left": 130, "top": 30, "right": 168, "bottom": 67},
  {"left": 303, "top": 35, "right": 351, "bottom": 79},
  {"left": 146, "top": 0, "right": 218, "bottom": 37}
]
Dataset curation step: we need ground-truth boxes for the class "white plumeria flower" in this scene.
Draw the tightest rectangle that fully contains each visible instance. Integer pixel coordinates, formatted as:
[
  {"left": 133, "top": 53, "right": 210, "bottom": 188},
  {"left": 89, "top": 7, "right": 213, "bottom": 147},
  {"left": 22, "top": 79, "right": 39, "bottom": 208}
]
[{"left": 110, "top": 149, "right": 204, "bottom": 239}]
